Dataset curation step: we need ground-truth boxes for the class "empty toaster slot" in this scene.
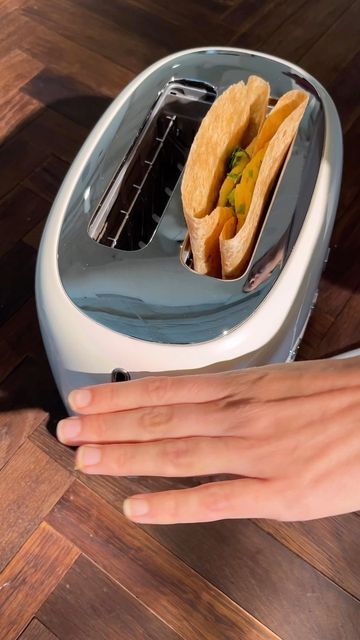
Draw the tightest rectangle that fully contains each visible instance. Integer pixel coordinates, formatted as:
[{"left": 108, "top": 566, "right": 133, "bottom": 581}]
[{"left": 88, "top": 79, "right": 216, "bottom": 251}]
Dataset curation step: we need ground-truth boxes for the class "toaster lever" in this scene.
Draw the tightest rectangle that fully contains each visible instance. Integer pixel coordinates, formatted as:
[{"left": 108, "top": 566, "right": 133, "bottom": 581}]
[{"left": 111, "top": 368, "right": 131, "bottom": 382}]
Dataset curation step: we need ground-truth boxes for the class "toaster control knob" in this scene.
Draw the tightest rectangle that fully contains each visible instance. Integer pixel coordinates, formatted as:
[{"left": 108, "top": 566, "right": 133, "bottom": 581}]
[{"left": 111, "top": 368, "right": 131, "bottom": 382}]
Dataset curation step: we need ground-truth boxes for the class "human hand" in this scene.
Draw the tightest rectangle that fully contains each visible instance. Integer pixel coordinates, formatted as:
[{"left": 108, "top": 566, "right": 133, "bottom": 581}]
[{"left": 57, "top": 357, "right": 360, "bottom": 524}]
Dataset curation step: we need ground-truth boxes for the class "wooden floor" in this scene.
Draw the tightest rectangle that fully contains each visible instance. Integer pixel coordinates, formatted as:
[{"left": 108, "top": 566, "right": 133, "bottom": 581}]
[{"left": 0, "top": 1, "right": 359, "bottom": 638}]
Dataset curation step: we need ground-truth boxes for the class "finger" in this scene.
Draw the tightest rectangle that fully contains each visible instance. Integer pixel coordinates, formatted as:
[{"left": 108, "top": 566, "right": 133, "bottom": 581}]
[
  {"left": 122, "top": 478, "right": 275, "bottom": 524},
  {"left": 68, "top": 358, "right": 360, "bottom": 417},
  {"left": 68, "top": 372, "right": 239, "bottom": 415},
  {"left": 57, "top": 397, "right": 243, "bottom": 445},
  {"left": 75, "top": 437, "right": 259, "bottom": 478}
]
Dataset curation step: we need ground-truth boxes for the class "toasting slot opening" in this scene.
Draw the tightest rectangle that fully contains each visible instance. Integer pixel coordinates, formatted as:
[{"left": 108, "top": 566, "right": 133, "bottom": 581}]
[{"left": 88, "top": 79, "right": 217, "bottom": 251}]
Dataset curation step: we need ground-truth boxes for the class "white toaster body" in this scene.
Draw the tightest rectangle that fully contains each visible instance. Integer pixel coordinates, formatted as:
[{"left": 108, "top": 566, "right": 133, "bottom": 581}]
[{"left": 35, "top": 47, "right": 343, "bottom": 410}]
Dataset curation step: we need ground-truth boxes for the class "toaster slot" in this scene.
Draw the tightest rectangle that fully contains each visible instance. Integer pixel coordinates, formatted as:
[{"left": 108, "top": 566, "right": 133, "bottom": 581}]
[{"left": 89, "top": 80, "right": 216, "bottom": 251}]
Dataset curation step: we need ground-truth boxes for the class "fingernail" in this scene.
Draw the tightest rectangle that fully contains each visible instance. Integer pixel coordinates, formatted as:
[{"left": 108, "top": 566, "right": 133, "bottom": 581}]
[
  {"left": 69, "top": 388, "right": 92, "bottom": 409},
  {"left": 57, "top": 418, "right": 81, "bottom": 442},
  {"left": 123, "top": 497, "right": 149, "bottom": 518},
  {"left": 78, "top": 446, "right": 101, "bottom": 467}
]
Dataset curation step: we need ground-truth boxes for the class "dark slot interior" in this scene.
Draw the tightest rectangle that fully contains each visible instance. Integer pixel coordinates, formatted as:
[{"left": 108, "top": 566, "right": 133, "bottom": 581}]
[{"left": 89, "top": 80, "right": 216, "bottom": 251}]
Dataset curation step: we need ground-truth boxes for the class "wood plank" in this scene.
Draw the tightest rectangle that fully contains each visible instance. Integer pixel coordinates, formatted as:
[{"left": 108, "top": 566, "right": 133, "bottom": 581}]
[
  {"left": 46, "top": 481, "right": 280, "bottom": 640},
  {"left": 255, "top": 516, "right": 360, "bottom": 600},
  {"left": 0, "top": 49, "right": 43, "bottom": 99},
  {"left": 328, "top": 49, "right": 360, "bottom": 134},
  {"left": 0, "top": 130, "right": 49, "bottom": 200},
  {"left": 0, "top": 299, "right": 45, "bottom": 380},
  {"left": 317, "top": 286, "right": 360, "bottom": 356},
  {"left": 72, "top": 0, "right": 235, "bottom": 52},
  {"left": 0, "top": 522, "right": 79, "bottom": 640},
  {"left": 38, "top": 554, "right": 183, "bottom": 640},
  {"left": 0, "top": 186, "right": 49, "bottom": 258},
  {"left": 297, "top": 308, "right": 334, "bottom": 360},
  {"left": 0, "top": 335, "right": 21, "bottom": 385},
  {"left": 33, "top": 411, "right": 360, "bottom": 639},
  {"left": 18, "top": 108, "right": 89, "bottom": 163},
  {"left": 0, "top": 354, "right": 67, "bottom": 470},
  {"left": 0, "top": 439, "right": 72, "bottom": 570},
  {"left": 22, "top": 69, "right": 112, "bottom": 129},
  {"left": 222, "top": 0, "right": 279, "bottom": 29},
  {"left": 337, "top": 115, "right": 360, "bottom": 214},
  {"left": 22, "top": 155, "right": 69, "bottom": 202},
  {"left": 19, "top": 15, "right": 134, "bottom": 96},
  {"left": 0, "top": 407, "right": 46, "bottom": 471},
  {"left": 140, "top": 518, "right": 360, "bottom": 640},
  {"left": 298, "top": 0, "right": 360, "bottom": 87},
  {"left": 229, "top": 0, "right": 307, "bottom": 48},
  {"left": 19, "top": 619, "right": 59, "bottom": 640},
  {"left": 0, "top": 91, "right": 41, "bottom": 144},
  {"left": 313, "top": 255, "right": 359, "bottom": 324},
  {"left": 0, "top": 241, "right": 36, "bottom": 325},
  {"left": 331, "top": 195, "right": 360, "bottom": 250},
  {"left": 0, "top": 355, "right": 66, "bottom": 430},
  {"left": 132, "top": 0, "right": 232, "bottom": 29},
  {"left": 23, "top": 219, "right": 46, "bottom": 250},
  {"left": 255, "top": 0, "right": 354, "bottom": 62},
  {"left": 0, "top": 10, "right": 31, "bottom": 58},
  {"left": 22, "top": 0, "right": 170, "bottom": 73}
]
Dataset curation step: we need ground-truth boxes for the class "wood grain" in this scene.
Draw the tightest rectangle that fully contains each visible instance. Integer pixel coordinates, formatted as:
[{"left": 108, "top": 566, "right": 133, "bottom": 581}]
[
  {"left": 19, "top": 15, "right": 134, "bottom": 95},
  {"left": 19, "top": 619, "right": 59, "bottom": 640},
  {"left": 18, "top": 108, "right": 88, "bottom": 163},
  {"left": 22, "top": 155, "right": 69, "bottom": 203},
  {"left": 229, "top": 0, "right": 307, "bottom": 48},
  {"left": 0, "top": 132, "right": 49, "bottom": 200},
  {"left": 256, "top": 0, "right": 354, "bottom": 63},
  {"left": 0, "top": 186, "right": 49, "bottom": 257},
  {"left": 0, "top": 522, "right": 78, "bottom": 640},
  {"left": 38, "top": 554, "right": 183, "bottom": 640},
  {"left": 0, "top": 440, "right": 72, "bottom": 570},
  {"left": 0, "top": 2, "right": 359, "bottom": 639},
  {"left": 23, "top": 0, "right": 170, "bottom": 73},
  {"left": 0, "top": 90, "right": 41, "bottom": 143},
  {"left": 22, "top": 69, "right": 112, "bottom": 128},
  {"left": 73, "top": 0, "right": 235, "bottom": 51},
  {"left": 298, "top": 0, "right": 360, "bottom": 87},
  {"left": 0, "top": 300, "right": 45, "bottom": 380},
  {"left": 256, "top": 516, "right": 360, "bottom": 600},
  {"left": 141, "top": 519, "right": 360, "bottom": 640},
  {"left": 329, "top": 49, "right": 360, "bottom": 133},
  {"left": 0, "top": 49, "right": 43, "bottom": 98},
  {"left": 0, "top": 241, "right": 37, "bottom": 325},
  {"left": 46, "top": 481, "right": 280, "bottom": 640}
]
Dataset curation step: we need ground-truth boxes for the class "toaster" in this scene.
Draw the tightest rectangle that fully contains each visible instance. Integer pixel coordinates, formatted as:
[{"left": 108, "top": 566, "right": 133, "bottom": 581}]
[{"left": 35, "top": 47, "right": 343, "bottom": 410}]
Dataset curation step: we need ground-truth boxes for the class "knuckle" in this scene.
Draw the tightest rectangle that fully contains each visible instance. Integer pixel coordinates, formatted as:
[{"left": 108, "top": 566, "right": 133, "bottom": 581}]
[
  {"left": 162, "top": 492, "right": 178, "bottom": 520},
  {"left": 139, "top": 405, "right": 174, "bottom": 434},
  {"left": 86, "top": 415, "right": 110, "bottom": 442},
  {"left": 112, "top": 446, "right": 128, "bottom": 473},
  {"left": 164, "top": 439, "right": 192, "bottom": 474},
  {"left": 201, "top": 484, "right": 232, "bottom": 514},
  {"left": 145, "top": 376, "right": 172, "bottom": 403}
]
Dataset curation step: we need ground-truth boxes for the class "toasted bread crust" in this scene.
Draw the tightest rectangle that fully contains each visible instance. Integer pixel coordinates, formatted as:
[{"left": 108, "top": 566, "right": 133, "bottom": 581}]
[
  {"left": 220, "top": 96, "right": 309, "bottom": 279},
  {"left": 181, "top": 81, "right": 250, "bottom": 221}
]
